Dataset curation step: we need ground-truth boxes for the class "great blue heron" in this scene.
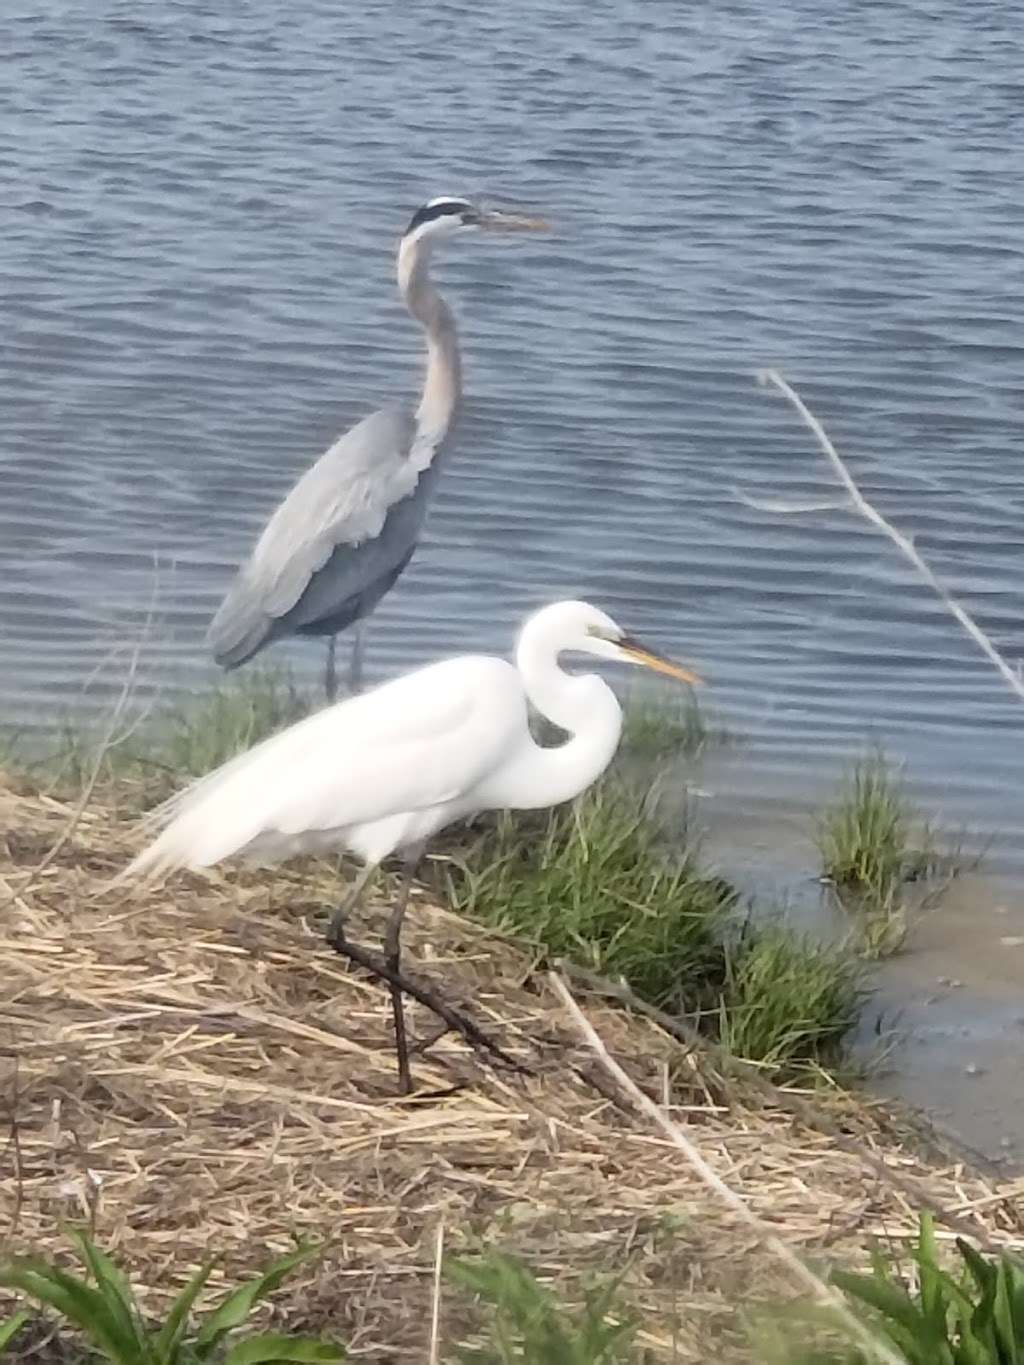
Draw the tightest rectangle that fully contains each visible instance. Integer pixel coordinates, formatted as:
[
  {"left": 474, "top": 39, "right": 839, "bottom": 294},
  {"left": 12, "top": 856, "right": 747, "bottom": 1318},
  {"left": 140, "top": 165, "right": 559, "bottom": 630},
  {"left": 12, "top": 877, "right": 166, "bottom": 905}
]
[
  {"left": 207, "top": 195, "right": 548, "bottom": 700},
  {"left": 128, "top": 599, "right": 702, "bottom": 1092}
]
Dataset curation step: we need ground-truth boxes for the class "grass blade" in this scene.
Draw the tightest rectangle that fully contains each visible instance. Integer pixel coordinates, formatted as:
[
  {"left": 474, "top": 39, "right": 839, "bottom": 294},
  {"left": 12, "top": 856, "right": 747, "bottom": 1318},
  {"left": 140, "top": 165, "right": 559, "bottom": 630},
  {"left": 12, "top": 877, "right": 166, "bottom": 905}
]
[
  {"left": 153, "top": 1258, "right": 216, "bottom": 1363},
  {"left": 830, "top": 1269, "right": 933, "bottom": 1359},
  {"left": 449, "top": 1250, "right": 635, "bottom": 1364},
  {"left": 993, "top": 1261, "right": 1021, "bottom": 1365},
  {"left": 0, "top": 1258, "right": 144, "bottom": 1363},
  {"left": 222, "top": 1335, "right": 346, "bottom": 1364},
  {"left": 195, "top": 1244, "right": 323, "bottom": 1352},
  {"left": 957, "top": 1240, "right": 998, "bottom": 1301},
  {"left": 915, "top": 1214, "right": 950, "bottom": 1346},
  {"left": 67, "top": 1228, "right": 145, "bottom": 1351},
  {"left": 0, "top": 1311, "right": 28, "bottom": 1350}
]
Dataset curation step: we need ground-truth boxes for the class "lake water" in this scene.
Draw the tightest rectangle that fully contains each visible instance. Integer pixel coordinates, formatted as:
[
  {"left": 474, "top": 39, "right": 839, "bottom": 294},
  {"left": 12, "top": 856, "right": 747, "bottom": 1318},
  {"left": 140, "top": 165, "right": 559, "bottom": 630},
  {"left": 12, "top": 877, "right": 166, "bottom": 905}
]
[{"left": 3, "top": 8, "right": 1023, "bottom": 848}]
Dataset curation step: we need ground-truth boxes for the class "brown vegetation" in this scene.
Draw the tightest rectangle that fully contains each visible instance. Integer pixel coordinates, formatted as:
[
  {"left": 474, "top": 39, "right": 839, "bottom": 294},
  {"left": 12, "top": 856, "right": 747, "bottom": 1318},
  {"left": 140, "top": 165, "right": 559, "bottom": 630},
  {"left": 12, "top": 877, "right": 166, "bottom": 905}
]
[{"left": 1, "top": 772, "right": 1023, "bottom": 1361}]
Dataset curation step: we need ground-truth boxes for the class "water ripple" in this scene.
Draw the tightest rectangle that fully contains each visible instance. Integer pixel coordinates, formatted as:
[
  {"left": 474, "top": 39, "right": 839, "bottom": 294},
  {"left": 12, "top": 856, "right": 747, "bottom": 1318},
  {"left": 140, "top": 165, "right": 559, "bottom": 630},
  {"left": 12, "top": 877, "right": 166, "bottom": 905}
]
[{"left": 2, "top": 0, "right": 1023, "bottom": 863}]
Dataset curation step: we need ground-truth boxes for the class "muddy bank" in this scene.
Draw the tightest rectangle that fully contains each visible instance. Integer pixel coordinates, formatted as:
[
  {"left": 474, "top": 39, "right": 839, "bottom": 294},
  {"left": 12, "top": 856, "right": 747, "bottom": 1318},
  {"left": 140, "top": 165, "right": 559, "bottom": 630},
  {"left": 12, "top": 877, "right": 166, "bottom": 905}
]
[
  {"left": 867, "top": 876, "right": 1024, "bottom": 1170},
  {"left": 696, "top": 765, "right": 1024, "bottom": 1171}
]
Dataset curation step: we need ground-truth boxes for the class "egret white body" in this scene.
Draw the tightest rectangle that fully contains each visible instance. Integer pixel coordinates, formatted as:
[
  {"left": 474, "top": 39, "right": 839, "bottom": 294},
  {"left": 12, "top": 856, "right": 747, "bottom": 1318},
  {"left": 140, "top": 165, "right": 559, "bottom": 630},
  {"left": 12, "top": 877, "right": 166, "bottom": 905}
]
[
  {"left": 128, "top": 600, "right": 701, "bottom": 1090},
  {"left": 131, "top": 602, "right": 699, "bottom": 880}
]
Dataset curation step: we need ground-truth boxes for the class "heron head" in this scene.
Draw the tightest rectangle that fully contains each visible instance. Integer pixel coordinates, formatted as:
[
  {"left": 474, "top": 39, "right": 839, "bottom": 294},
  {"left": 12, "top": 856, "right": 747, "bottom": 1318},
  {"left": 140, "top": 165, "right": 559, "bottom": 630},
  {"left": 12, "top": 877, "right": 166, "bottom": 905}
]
[{"left": 403, "top": 196, "right": 549, "bottom": 245}]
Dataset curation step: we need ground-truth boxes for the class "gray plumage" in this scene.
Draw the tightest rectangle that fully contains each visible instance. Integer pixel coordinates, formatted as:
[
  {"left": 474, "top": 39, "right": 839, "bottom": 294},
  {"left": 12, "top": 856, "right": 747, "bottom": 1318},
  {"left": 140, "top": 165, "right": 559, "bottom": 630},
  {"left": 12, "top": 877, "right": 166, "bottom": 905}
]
[
  {"left": 208, "top": 404, "right": 440, "bottom": 667},
  {"left": 207, "top": 195, "right": 547, "bottom": 698}
]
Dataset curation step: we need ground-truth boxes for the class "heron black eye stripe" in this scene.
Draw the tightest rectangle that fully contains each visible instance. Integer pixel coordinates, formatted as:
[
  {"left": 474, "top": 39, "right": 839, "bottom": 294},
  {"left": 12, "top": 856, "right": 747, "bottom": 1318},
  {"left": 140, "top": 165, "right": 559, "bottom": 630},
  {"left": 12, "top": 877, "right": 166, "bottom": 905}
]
[{"left": 405, "top": 201, "right": 472, "bottom": 233}]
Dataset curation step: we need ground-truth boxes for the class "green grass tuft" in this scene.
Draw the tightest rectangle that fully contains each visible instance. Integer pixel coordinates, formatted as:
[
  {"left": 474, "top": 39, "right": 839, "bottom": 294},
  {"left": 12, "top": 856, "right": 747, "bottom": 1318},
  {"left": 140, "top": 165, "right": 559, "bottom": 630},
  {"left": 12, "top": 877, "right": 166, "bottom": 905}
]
[
  {"left": 718, "top": 927, "right": 865, "bottom": 1071},
  {"left": 618, "top": 686, "right": 728, "bottom": 763},
  {"left": 763, "top": 1212, "right": 1024, "bottom": 1363},
  {"left": 0, "top": 1229, "right": 344, "bottom": 1363},
  {"left": 816, "top": 754, "right": 913, "bottom": 896},
  {"left": 445, "top": 777, "right": 736, "bottom": 1014},
  {"left": 445, "top": 775, "right": 864, "bottom": 1074},
  {"left": 448, "top": 1249, "right": 636, "bottom": 1364},
  {"left": 11, "top": 667, "right": 314, "bottom": 809},
  {"left": 815, "top": 752, "right": 960, "bottom": 958},
  {"left": 126, "top": 667, "right": 312, "bottom": 783}
]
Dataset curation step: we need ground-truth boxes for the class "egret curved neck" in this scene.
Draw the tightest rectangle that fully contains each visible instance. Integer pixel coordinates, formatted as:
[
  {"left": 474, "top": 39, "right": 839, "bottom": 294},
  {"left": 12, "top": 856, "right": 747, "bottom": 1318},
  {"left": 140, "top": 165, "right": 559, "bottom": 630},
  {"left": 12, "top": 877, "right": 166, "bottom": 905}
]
[
  {"left": 508, "top": 631, "right": 624, "bottom": 811},
  {"left": 397, "top": 236, "right": 462, "bottom": 440}
]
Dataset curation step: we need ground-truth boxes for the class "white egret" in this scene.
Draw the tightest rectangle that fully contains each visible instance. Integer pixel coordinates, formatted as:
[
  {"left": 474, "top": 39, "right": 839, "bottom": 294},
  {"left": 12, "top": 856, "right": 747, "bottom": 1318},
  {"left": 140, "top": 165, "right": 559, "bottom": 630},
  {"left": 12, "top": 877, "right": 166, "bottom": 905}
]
[{"left": 127, "top": 600, "right": 702, "bottom": 1091}]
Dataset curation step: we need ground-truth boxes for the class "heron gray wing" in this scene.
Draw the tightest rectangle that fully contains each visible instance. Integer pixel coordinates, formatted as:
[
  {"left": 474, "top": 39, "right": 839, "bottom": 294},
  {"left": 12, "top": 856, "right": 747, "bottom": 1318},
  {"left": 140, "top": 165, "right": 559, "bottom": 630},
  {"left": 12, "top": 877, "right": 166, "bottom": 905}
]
[
  {"left": 276, "top": 477, "right": 435, "bottom": 635},
  {"left": 208, "top": 404, "right": 442, "bottom": 666}
]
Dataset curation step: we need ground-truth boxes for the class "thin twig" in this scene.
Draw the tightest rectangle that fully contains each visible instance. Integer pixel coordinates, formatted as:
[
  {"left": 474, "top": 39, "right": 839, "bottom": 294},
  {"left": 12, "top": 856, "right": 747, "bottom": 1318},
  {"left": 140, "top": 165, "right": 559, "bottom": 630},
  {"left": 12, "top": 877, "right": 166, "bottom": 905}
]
[
  {"left": 759, "top": 368, "right": 1024, "bottom": 705},
  {"left": 550, "top": 972, "right": 905, "bottom": 1365},
  {"left": 558, "top": 961, "right": 707, "bottom": 1055},
  {"left": 563, "top": 958, "right": 1000, "bottom": 1249},
  {"left": 428, "top": 1219, "right": 444, "bottom": 1365},
  {"left": 8, "top": 596, "right": 154, "bottom": 905}
]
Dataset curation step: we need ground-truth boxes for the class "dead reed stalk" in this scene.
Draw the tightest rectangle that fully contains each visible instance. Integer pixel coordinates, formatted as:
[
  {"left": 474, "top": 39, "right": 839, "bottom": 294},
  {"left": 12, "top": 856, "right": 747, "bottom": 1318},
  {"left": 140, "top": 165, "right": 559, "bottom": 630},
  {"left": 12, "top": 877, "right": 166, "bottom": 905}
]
[
  {"left": 757, "top": 369, "right": 1024, "bottom": 706},
  {"left": 550, "top": 973, "right": 905, "bottom": 1365}
]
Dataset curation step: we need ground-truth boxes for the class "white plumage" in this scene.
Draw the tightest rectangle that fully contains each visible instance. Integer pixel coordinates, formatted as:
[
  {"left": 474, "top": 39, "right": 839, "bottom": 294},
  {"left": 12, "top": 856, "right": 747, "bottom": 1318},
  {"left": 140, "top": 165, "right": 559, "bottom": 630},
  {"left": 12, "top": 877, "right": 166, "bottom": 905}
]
[{"left": 127, "top": 600, "right": 702, "bottom": 883}]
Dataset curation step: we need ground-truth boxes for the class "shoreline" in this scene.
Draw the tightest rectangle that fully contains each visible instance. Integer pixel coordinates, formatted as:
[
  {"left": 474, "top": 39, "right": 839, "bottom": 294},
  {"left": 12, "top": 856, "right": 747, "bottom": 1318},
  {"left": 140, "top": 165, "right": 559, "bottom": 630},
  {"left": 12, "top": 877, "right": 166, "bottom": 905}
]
[{"left": 697, "top": 787, "right": 1024, "bottom": 1172}]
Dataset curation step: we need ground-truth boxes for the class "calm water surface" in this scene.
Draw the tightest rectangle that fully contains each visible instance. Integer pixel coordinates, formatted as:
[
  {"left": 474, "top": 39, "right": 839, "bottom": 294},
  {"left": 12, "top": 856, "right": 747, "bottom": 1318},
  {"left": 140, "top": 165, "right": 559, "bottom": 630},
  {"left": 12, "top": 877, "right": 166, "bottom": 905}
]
[{"left": 3, "top": 1, "right": 1024, "bottom": 866}]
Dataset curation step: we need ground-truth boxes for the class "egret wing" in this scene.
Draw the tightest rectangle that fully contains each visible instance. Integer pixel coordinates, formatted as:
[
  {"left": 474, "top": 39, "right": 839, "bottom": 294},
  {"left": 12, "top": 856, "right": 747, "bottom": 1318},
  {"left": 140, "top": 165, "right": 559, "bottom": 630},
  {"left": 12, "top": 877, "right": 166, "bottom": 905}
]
[{"left": 127, "top": 656, "right": 526, "bottom": 876}]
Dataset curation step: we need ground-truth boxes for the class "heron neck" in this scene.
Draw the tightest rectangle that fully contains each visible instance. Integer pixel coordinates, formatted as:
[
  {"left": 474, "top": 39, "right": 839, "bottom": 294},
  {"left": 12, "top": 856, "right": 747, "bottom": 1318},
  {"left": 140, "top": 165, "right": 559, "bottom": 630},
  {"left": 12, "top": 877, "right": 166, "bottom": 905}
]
[
  {"left": 397, "top": 236, "right": 462, "bottom": 440},
  {"left": 508, "top": 629, "right": 624, "bottom": 811}
]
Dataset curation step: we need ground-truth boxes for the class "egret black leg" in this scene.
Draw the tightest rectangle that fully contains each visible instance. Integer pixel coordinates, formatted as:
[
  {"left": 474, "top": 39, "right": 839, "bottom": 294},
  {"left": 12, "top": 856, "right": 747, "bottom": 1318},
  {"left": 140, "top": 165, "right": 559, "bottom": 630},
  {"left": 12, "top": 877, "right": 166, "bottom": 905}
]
[
  {"left": 382, "top": 862, "right": 416, "bottom": 1094},
  {"left": 324, "top": 853, "right": 420, "bottom": 1093},
  {"left": 349, "top": 621, "right": 366, "bottom": 695},
  {"left": 324, "top": 848, "right": 529, "bottom": 1090},
  {"left": 325, "top": 634, "right": 339, "bottom": 703},
  {"left": 326, "top": 862, "right": 377, "bottom": 944}
]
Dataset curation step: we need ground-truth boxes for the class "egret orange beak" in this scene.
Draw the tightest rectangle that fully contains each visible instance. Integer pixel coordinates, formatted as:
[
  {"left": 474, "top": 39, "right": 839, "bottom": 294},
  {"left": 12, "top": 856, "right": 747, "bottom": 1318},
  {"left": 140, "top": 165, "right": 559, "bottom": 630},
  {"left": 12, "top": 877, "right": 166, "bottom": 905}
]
[
  {"left": 478, "top": 209, "right": 551, "bottom": 232},
  {"left": 616, "top": 636, "right": 703, "bottom": 687}
]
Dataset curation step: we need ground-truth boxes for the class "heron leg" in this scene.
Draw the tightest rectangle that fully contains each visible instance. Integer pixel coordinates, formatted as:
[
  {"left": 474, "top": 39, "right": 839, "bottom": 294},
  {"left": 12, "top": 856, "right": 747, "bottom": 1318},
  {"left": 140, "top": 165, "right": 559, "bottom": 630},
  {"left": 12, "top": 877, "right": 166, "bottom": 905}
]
[
  {"left": 348, "top": 621, "right": 367, "bottom": 695},
  {"left": 324, "top": 636, "right": 341, "bottom": 709},
  {"left": 324, "top": 634, "right": 339, "bottom": 704},
  {"left": 382, "top": 849, "right": 422, "bottom": 1095}
]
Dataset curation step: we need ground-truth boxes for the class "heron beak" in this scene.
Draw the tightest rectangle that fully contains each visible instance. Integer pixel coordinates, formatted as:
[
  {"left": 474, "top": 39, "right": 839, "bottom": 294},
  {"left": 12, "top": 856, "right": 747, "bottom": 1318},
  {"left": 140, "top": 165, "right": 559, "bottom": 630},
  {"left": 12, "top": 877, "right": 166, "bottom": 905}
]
[
  {"left": 616, "top": 636, "right": 703, "bottom": 687},
  {"left": 477, "top": 209, "right": 551, "bottom": 232}
]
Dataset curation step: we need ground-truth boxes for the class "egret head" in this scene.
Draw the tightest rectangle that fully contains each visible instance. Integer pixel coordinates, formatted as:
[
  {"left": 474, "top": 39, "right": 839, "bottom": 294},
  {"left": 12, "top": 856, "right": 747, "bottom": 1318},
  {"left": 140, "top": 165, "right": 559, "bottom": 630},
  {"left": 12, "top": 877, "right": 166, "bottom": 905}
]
[
  {"left": 530, "top": 601, "right": 703, "bottom": 686},
  {"left": 402, "top": 196, "right": 549, "bottom": 246}
]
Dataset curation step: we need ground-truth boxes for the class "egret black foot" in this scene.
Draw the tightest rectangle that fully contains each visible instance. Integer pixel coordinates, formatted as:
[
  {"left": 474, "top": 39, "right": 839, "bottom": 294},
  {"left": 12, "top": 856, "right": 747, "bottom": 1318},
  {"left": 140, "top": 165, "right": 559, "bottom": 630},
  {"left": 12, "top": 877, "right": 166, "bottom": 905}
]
[{"left": 324, "top": 918, "right": 529, "bottom": 1087}]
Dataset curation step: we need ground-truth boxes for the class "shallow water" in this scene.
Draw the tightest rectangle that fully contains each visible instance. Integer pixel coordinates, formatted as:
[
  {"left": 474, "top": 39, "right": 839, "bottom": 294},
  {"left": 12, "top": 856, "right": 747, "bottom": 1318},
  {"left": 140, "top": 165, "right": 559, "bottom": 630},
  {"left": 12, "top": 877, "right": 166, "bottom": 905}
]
[
  {"left": 700, "top": 784, "right": 1024, "bottom": 1168},
  {"left": 3, "top": 1, "right": 1024, "bottom": 1152}
]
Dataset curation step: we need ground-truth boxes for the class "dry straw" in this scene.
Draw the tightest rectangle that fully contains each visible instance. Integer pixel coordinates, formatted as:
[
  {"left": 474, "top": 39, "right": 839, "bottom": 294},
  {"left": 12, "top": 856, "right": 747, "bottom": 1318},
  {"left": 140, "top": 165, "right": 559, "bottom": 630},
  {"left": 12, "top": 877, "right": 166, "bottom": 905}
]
[
  {"left": 3, "top": 773, "right": 1024, "bottom": 1358},
  {"left": 551, "top": 973, "right": 904, "bottom": 1365}
]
